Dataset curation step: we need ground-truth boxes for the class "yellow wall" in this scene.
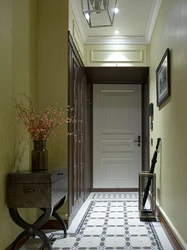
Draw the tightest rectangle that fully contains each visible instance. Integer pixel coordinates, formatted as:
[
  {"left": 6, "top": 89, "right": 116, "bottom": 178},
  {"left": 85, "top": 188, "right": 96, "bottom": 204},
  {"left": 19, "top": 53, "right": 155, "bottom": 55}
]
[
  {"left": 0, "top": 0, "right": 38, "bottom": 248},
  {"left": 2, "top": 0, "right": 186, "bottom": 248},
  {"left": 0, "top": 0, "right": 69, "bottom": 247},
  {"left": 149, "top": 0, "right": 187, "bottom": 248},
  {"left": 38, "top": 0, "right": 69, "bottom": 218},
  {"left": 38, "top": 0, "right": 69, "bottom": 167}
]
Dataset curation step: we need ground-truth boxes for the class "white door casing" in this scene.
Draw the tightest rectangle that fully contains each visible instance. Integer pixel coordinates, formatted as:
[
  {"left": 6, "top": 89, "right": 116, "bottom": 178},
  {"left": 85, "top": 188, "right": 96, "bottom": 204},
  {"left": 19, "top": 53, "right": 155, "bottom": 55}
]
[{"left": 93, "top": 84, "right": 141, "bottom": 188}]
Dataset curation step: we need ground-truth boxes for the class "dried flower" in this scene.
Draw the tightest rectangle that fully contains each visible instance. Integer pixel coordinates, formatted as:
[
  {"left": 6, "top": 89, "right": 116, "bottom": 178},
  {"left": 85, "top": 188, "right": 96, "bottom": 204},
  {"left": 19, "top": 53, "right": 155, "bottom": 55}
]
[{"left": 11, "top": 93, "right": 74, "bottom": 141}]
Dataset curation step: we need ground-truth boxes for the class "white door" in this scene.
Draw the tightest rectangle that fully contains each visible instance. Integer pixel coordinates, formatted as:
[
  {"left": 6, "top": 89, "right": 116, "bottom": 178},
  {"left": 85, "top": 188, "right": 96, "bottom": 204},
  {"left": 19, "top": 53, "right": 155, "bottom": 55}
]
[{"left": 93, "top": 84, "right": 141, "bottom": 188}]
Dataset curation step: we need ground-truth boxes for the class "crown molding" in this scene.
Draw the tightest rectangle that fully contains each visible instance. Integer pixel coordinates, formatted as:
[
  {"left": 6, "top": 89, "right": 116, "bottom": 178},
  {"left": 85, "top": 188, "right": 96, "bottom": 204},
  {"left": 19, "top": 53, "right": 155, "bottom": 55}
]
[
  {"left": 145, "top": 0, "right": 162, "bottom": 43},
  {"left": 85, "top": 36, "right": 148, "bottom": 45}
]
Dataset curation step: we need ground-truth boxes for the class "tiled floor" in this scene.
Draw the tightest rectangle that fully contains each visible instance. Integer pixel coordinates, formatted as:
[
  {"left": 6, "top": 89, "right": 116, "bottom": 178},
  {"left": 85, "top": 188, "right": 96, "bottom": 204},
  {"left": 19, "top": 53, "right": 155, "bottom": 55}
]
[{"left": 21, "top": 193, "right": 174, "bottom": 250}]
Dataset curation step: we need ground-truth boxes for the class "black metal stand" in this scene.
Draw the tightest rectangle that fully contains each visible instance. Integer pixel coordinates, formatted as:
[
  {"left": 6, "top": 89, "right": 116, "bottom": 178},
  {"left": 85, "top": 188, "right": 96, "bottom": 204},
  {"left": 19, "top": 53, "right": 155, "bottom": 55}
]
[
  {"left": 139, "top": 172, "right": 156, "bottom": 221},
  {"left": 9, "top": 196, "right": 67, "bottom": 250},
  {"left": 40, "top": 195, "right": 67, "bottom": 237}
]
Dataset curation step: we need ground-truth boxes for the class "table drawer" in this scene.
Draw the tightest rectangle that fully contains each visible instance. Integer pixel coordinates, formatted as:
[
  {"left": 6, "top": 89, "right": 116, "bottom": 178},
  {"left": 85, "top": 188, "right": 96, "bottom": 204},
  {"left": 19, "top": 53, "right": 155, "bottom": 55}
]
[{"left": 7, "top": 183, "right": 52, "bottom": 208}]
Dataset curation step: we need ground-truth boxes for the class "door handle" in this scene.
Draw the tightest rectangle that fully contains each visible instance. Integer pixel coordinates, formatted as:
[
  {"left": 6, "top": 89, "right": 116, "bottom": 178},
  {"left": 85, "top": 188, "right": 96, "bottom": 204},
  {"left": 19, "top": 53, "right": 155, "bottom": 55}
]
[
  {"left": 134, "top": 135, "right": 141, "bottom": 147},
  {"left": 23, "top": 188, "right": 35, "bottom": 193}
]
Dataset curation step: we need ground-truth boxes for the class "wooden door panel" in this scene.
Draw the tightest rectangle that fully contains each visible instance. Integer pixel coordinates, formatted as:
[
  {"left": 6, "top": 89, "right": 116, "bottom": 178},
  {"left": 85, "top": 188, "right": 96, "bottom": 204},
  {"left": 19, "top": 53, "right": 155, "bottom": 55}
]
[
  {"left": 93, "top": 84, "right": 142, "bottom": 189},
  {"left": 68, "top": 33, "right": 91, "bottom": 223},
  {"left": 73, "top": 166, "right": 78, "bottom": 203}
]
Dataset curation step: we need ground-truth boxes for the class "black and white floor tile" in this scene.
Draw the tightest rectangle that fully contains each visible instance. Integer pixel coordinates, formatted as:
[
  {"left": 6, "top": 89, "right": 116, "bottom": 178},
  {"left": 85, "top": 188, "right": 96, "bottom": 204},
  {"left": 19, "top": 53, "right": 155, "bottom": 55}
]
[
  {"left": 21, "top": 193, "right": 174, "bottom": 250},
  {"left": 92, "top": 192, "right": 138, "bottom": 200}
]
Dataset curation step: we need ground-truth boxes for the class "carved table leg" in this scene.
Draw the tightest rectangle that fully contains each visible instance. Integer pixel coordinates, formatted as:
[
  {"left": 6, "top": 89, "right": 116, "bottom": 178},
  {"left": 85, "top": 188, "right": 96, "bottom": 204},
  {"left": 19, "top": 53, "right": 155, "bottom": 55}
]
[
  {"left": 31, "top": 229, "right": 52, "bottom": 250},
  {"left": 53, "top": 195, "right": 67, "bottom": 237},
  {"left": 52, "top": 211, "right": 67, "bottom": 237},
  {"left": 11, "top": 231, "right": 28, "bottom": 250},
  {"left": 9, "top": 207, "right": 53, "bottom": 250},
  {"left": 40, "top": 195, "right": 67, "bottom": 237}
]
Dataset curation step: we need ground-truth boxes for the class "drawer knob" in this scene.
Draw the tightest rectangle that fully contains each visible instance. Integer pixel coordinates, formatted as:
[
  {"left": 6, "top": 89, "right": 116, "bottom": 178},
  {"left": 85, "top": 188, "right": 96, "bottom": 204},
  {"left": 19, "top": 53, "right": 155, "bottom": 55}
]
[
  {"left": 58, "top": 173, "right": 64, "bottom": 176},
  {"left": 23, "top": 188, "right": 35, "bottom": 193}
]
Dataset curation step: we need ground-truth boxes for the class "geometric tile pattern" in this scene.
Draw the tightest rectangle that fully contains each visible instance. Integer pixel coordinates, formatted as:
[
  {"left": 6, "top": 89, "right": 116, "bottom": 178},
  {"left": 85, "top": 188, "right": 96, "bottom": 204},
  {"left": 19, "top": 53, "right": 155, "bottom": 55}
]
[
  {"left": 93, "top": 193, "right": 138, "bottom": 200},
  {"left": 21, "top": 193, "right": 173, "bottom": 250},
  {"left": 53, "top": 200, "right": 163, "bottom": 250}
]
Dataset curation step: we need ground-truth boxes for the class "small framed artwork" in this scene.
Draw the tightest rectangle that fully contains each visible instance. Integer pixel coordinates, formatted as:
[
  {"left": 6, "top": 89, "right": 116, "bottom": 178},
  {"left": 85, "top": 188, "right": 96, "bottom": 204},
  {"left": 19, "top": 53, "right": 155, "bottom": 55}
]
[{"left": 156, "top": 48, "right": 170, "bottom": 106}]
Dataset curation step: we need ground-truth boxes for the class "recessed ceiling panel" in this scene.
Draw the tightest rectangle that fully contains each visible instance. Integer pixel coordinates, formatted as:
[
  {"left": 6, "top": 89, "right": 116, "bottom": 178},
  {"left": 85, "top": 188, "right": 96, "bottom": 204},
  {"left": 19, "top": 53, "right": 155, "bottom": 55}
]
[
  {"left": 87, "top": 0, "right": 154, "bottom": 36},
  {"left": 72, "top": 0, "right": 162, "bottom": 44}
]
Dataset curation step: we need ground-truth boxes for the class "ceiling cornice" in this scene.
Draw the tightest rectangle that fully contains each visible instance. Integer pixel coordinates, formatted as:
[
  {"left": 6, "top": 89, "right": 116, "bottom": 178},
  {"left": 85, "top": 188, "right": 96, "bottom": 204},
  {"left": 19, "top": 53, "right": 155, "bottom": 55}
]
[
  {"left": 71, "top": 0, "right": 162, "bottom": 45},
  {"left": 145, "top": 0, "right": 162, "bottom": 43},
  {"left": 85, "top": 36, "right": 148, "bottom": 45}
]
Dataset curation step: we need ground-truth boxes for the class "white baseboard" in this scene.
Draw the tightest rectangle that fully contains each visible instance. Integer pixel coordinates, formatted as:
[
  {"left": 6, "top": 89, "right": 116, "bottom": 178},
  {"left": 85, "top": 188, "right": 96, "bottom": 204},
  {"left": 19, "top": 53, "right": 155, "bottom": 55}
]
[{"left": 157, "top": 203, "right": 187, "bottom": 250}]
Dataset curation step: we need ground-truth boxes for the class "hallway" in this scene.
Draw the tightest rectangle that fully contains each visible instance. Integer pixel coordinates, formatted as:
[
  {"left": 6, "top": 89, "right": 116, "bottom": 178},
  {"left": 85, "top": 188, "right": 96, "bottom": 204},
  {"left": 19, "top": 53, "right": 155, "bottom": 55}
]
[{"left": 21, "top": 193, "right": 174, "bottom": 250}]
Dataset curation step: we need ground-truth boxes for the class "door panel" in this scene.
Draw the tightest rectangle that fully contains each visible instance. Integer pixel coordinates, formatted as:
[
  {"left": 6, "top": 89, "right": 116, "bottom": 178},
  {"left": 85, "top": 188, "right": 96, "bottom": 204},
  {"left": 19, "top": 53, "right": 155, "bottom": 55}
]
[
  {"left": 68, "top": 46, "right": 85, "bottom": 220},
  {"left": 68, "top": 33, "right": 92, "bottom": 223},
  {"left": 93, "top": 84, "right": 141, "bottom": 188},
  {"left": 101, "top": 91, "right": 133, "bottom": 134}
]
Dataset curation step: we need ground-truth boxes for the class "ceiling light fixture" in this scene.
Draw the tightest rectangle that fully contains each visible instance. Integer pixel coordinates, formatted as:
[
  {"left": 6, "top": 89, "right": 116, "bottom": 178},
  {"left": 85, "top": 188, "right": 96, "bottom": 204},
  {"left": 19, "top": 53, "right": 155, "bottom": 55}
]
[
  {"left": 81, "top": 0, "right": 118, "bottom": 28},
  {"left": 114, "top": 29, "right": 119, "bottom": 35},
  {"left": 114, "top": 7, "right": 119, "bottom": 13}
]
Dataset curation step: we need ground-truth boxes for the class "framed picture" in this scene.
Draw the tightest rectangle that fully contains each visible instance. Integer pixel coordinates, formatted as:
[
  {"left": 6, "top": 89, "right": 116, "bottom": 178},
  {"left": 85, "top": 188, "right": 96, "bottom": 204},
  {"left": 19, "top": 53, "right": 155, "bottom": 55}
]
[{"left": 156, "top": 48, "right": 170, "bottom": 106}]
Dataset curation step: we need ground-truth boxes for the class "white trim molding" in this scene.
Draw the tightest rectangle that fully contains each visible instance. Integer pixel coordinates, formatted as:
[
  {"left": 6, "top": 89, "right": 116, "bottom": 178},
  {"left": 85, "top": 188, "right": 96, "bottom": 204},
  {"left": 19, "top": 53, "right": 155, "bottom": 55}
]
[
  {"left": 145, "top": 0, "right": 163, "bottom": 43},
  {"left": 85, "top": 36, "right": 148, "bottom": 45},
  {"left": 85, "top": 44, "right": 149, "bottom": 67},
  {"left": 157, "top": 203, "right": 187, "bottom": 250},
  {"left": 90, "top": 49, "right": 143, "bottom": 63},
  {"left": 69, "top": 0, "right": 87, "bottom": 43}
]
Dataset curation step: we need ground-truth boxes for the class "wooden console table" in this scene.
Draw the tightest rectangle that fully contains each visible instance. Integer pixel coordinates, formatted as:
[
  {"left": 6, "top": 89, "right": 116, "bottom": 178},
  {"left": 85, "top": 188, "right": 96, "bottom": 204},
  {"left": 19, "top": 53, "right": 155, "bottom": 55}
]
[{"left": 7, "top": 167, "right": 68, "bottom": 250}]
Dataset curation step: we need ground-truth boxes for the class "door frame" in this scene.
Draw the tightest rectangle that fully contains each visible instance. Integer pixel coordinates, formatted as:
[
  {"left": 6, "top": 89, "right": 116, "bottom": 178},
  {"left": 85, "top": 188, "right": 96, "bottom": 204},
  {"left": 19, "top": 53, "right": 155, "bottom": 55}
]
[{"left": 85, "top": 67, "right": 149, "bottom": 192}]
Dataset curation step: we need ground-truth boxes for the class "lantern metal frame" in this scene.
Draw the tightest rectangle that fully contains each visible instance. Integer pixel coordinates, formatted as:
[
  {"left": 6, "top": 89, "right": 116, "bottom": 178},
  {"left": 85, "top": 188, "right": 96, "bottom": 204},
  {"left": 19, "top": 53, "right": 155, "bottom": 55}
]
[{"left": 81, "top": 0, "right": 117, "bottom": 28}]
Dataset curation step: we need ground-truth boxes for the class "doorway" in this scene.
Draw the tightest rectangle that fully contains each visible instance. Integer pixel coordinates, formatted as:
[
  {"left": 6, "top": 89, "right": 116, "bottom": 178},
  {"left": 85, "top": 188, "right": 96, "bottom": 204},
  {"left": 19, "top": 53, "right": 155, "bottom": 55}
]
[
  {"left": 85, "top": 67, "right": 149, "bottom": 191},
  {"left": 93, "top": 84, "right": 142, "bottom": 189}
]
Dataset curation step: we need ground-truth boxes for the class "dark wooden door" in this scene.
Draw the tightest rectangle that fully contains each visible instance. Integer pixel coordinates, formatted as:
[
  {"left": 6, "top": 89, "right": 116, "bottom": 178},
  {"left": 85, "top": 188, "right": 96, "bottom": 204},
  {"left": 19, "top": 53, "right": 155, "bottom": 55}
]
[{"left": 68, "top": 33, "right": 91, "bottom": 223}]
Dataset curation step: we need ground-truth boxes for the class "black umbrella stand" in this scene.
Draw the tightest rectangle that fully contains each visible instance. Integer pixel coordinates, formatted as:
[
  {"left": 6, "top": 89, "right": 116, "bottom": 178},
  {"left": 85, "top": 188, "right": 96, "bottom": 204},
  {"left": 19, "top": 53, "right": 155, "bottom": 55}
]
[{"left": 139, "top": 138, "right": 161, "bottom": 221}]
